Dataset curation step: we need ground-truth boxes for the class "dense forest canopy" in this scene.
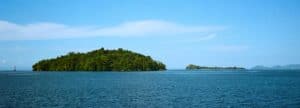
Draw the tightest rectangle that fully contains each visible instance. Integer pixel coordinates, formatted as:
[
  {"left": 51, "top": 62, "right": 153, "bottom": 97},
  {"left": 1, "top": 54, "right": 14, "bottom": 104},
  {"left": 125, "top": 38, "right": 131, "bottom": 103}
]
[
  {"left": 33, "top": 48, "right": 166, "bottom": 71},
  {"left": 186, "top": 64, "right": 245, "bottom": 70}
]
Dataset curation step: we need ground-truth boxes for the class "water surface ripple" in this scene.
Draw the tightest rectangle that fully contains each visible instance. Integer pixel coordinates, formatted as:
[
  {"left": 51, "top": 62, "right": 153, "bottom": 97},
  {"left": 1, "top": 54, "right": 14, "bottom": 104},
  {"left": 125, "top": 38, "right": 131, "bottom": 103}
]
[{"left": 0, "top": 70, "right": 299, "bottom": 108}]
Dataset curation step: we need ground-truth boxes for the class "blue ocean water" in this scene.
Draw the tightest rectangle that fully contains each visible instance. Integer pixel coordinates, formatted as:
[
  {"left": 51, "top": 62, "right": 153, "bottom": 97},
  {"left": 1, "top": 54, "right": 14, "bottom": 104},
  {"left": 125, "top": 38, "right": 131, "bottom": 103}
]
[{"left": 0, "top": 70, "right": 299, "bottom": 108}]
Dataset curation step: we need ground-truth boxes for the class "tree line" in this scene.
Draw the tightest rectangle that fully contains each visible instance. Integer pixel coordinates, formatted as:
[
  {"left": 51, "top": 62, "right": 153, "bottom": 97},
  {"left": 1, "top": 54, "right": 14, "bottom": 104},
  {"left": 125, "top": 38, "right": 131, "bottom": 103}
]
[
  {"left": 33, "top": 48, "right": 166, "bottom": 71},
  {"left": 186, "top": 64, "right": 245, "bottom": 70}
]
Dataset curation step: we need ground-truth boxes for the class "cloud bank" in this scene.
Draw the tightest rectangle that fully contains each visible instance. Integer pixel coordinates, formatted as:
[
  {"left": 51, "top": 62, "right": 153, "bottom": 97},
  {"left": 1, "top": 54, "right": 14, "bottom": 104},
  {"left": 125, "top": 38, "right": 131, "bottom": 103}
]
[{"left": 0, "top": 20, "right": 225, "bottom": 40}]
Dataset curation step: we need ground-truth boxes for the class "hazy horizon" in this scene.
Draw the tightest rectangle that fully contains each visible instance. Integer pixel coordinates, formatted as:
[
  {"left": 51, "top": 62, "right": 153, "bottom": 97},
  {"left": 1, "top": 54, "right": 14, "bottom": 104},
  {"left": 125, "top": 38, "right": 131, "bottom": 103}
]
[{"left": 0, "top": 0, "right": 300, "bottom": 70}]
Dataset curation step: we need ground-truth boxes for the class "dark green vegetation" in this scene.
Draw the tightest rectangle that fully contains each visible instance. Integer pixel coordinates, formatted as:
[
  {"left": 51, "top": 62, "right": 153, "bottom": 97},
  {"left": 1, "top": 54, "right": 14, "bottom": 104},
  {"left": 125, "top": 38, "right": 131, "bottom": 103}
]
[
  {"left": 186, "top": 64, "right": 245, "bottom": 70},
  {"left": 33, "top": 48, "right": 166, "bottom": 71}
]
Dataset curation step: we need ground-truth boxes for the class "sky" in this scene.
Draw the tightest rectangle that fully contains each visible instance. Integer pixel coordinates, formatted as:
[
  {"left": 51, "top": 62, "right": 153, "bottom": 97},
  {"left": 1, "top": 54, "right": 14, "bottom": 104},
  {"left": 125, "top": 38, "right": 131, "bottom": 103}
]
[{"left": 0, "top": 0, "right": 300, "bottom": 70}]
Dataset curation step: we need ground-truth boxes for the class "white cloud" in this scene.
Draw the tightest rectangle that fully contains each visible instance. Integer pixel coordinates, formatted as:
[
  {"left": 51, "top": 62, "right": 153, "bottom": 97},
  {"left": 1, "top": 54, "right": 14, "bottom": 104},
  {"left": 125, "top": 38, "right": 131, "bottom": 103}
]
[
  {"left": 209, "top": 45, "right": 249, "bottom": 52},
  {"left": 168, "top": 33, "right": 218, "bottom": 43},
  {"left": 0, "top": 20, "right": 225, "bottom": 40},
  {"left": 1, "top": 60, "right": 6, "bottom": 64},
  {"left": 188, "top": 33, "right": 217, "bottom": 41}
]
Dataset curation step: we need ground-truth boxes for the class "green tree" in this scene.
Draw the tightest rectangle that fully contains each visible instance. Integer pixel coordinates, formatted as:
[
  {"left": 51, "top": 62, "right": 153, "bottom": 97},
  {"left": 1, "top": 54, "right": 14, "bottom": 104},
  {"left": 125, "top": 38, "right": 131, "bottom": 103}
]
[{"left": 33, "top": 48, "right": 166, "bottom": 72}]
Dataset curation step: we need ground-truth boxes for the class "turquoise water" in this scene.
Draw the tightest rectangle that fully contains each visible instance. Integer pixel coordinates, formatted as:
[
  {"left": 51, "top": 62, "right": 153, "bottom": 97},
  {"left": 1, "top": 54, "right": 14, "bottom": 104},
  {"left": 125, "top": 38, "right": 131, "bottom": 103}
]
[{"left": 0, "top": 70, "right": 299, "bottom": 108}]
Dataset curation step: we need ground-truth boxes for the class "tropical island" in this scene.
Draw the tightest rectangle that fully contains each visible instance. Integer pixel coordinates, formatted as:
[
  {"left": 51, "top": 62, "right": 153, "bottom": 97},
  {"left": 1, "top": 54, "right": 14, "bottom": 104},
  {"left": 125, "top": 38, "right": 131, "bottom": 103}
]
[
  {"left": 186, "top": 64, "right": 245, "bottom": 70},
  {"left": 33, "top": 48, "right": 166, "bottom": 72}
]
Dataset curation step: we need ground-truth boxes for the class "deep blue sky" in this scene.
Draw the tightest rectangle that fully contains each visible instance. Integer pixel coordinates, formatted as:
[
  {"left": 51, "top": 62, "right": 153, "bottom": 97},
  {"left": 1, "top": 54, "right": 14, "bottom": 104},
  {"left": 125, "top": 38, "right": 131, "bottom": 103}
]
[{"left": 0, "top": 0, "right": 299, "bottom": 70}]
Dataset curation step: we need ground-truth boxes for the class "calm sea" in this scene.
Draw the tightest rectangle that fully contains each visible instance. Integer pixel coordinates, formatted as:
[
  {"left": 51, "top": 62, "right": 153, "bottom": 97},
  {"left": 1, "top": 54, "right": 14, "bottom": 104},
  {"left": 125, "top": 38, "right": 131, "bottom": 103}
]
[{"left": 0, "top": 70, "right": 299, "bottom": 108}]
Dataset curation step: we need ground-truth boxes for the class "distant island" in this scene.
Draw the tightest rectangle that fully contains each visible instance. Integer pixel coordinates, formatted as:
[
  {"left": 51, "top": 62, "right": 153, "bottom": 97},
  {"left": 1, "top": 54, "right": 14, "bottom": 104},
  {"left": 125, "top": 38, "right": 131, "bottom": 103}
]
[
  {"left": 33, "top": 48, "right": 166, "bottom": 72},
  {"left": 186, "top": 64, "right": 245, "bottom": 70},
  {"left": 252, "top": 64, "right": 300, "bottom": 70}
]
